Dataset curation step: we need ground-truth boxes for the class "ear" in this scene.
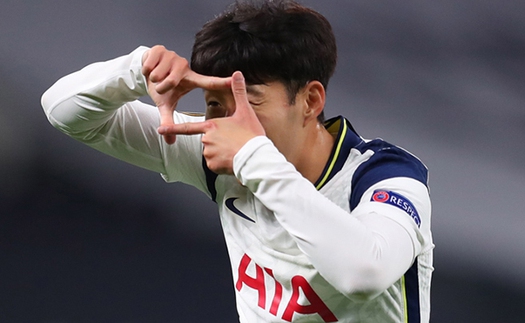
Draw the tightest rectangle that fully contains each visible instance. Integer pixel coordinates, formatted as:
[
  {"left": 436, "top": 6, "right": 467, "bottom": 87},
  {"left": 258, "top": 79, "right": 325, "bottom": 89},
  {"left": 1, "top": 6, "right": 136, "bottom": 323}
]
[{"left": 302, "top": 81, "right": 326, "bottom": 126}]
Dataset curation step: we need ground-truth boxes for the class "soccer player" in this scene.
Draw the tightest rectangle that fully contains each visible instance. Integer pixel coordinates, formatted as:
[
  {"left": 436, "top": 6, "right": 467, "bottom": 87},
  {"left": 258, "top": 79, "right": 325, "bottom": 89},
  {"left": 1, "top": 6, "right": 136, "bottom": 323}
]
[{"left": 41, "top": 1, "right": 433, "bottom": 322}]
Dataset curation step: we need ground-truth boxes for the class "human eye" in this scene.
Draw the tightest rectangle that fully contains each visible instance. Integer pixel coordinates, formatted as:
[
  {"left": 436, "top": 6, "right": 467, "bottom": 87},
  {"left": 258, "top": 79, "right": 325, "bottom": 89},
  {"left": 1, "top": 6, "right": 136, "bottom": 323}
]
[
  {"left": 207, "top": 100, "right": 222, "bottom": 108},
  {"left": 205, "top": 100, "right": 227, "bottom": 119},
  {"left": 247, "top": 95, "right": 263, "bottom": 107}
]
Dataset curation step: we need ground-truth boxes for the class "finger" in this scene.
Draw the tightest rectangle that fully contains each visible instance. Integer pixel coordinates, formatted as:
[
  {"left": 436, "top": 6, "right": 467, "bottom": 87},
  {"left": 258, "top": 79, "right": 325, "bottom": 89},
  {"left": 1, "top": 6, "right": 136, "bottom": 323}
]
[
  {"left": 141, "top": 51, "right": 154, "bottom": 77},
  {"left": 230, "top": 71, "right": 252, "bottom": 117},
  {"left": 158, "top": 121, "right": 211, "bottom": 136},
  {"left": 154, "top": 57, "right": 190, "bottom": 94},
  {"left": 141, "top": 50, "right": 151, "bottom": 75},
  {"left": 150, "top": 56, "right": 183, "bottom": 87},
  {"left": 141, "top": 45, "right": 164, "bottom": 77},
  {"left": 186, "top": 71, "right": 232, "bottom": 91},
  {"left": 158, "top": 104, "right": 177, "bottom": 144},
  {"left": 230, "top": 71, "right": 266, "bottom": 137},
  {"left": 158, "top": 103, "right": 176, "bottom": 127},
  {"left": 163, "top": 133, "right": 176, "bottom": 145}
]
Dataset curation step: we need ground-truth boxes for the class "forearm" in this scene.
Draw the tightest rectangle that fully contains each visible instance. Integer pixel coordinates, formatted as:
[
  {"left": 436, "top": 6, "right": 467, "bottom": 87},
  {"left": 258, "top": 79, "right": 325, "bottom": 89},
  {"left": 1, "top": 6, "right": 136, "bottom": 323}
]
[
  {"left": 234, "top": 137, "right": 421, "bottom": 301},
  {"left": 41, "top": 46, "right": 150, "bottom": 137},
  {"left": 40, "top": 46, "right": 170, "bottom": 173}
]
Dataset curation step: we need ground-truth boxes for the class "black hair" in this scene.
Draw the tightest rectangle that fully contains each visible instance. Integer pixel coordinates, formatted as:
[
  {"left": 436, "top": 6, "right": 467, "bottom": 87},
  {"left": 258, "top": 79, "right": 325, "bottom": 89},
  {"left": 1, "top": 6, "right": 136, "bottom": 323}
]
[{"left": 191, "top": 0, "right": 337, "bottom": 122}]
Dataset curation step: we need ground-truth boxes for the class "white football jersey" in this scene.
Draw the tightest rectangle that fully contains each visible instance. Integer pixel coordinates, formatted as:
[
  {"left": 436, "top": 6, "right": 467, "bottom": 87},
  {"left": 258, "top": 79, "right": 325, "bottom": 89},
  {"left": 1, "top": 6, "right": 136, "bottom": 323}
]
[
  {"left": 42, "top": 47, "right": 433, "bottom": 323},
  {"left": 195, "top": 118, "right": 432, "bottom": 323}
]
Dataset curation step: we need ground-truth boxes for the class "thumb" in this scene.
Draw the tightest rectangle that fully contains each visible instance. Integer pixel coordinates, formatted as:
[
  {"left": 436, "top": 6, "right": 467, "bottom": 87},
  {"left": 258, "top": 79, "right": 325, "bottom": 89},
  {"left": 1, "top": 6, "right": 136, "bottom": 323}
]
[
  {"left": 230, "top": 71, "right": 266, "bottom": 137},
  {"left": 231, "top": 71, "right": 252, "bottom": 118},
  {"left": 158, "top": 103, "right": 177, "bottom": 144}
]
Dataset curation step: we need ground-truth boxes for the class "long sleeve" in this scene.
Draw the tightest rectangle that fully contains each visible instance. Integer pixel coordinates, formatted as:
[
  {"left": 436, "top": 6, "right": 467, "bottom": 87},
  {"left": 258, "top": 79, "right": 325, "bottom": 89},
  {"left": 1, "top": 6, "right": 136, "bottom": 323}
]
[
  {"left": 41, "top": 47, "right": 210, "bottom": 191},
  {"left": 41, "top": 46, "right": 168, "bottom": 171},
  {"left": 234, "top": 136, "right": 430, "bottom": 302}
]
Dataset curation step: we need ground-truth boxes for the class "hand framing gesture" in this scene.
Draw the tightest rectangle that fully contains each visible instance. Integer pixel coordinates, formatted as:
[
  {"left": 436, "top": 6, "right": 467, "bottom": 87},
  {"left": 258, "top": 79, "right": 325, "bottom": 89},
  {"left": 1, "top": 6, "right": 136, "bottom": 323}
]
[
  {"left": 158, "top": 71, "right": 266, "bottom": 174},
  {"left": 142, "top": 45, "right": 231, "bottom": 144}
]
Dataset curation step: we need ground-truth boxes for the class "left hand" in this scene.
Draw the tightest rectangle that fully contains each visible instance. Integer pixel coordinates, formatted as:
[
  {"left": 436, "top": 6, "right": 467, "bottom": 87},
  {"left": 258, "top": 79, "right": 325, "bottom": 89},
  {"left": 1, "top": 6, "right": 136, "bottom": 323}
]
[{"left": 158, "top": 71, "right": 266, "bottom": 174}]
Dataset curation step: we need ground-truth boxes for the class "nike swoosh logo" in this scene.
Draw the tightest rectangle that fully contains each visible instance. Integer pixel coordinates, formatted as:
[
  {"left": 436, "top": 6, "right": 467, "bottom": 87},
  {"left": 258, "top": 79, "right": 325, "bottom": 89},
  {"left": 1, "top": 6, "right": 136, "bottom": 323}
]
[{"left": 225, "top": 197, "right": 255, "bottom": 223}]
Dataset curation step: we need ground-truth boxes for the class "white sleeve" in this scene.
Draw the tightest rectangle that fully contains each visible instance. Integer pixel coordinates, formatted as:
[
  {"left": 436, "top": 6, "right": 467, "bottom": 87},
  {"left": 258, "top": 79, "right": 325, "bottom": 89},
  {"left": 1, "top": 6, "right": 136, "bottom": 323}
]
[
  {"left": 234, "top": 136, "right": 428, "bottom": 301},
  {"left": 41, "top": 47, "right": 209, "bottom": 192}
]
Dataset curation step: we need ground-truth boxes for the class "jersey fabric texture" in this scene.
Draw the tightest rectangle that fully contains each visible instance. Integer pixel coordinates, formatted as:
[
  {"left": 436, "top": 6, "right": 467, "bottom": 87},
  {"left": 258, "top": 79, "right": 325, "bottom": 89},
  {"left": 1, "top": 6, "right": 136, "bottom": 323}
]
[{"left": 42, "top": 46, "right": 434, "bottom": 323}]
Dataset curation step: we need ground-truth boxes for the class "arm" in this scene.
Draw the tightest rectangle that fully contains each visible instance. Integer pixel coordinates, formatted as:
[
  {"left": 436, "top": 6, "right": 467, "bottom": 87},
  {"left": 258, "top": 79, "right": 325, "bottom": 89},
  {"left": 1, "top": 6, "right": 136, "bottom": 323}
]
[
  {"left": 159, "top": 72, "right": 430, "bottom": 299},
  {"left": 41, "top": 46, "right": 171, "bottom": 173},
  {"left": 234, "top": 137, "right": 430, "bottom": 301},
  {"left": 41, "top": 46, "right": 231, "bottom": 186}
]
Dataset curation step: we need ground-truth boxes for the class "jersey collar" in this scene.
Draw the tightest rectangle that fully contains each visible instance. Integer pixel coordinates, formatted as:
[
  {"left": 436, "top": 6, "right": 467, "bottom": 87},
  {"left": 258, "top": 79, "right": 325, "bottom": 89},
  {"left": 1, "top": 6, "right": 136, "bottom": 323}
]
[{"left": 314, "top": 116, "right": 364, "bottom": 190}]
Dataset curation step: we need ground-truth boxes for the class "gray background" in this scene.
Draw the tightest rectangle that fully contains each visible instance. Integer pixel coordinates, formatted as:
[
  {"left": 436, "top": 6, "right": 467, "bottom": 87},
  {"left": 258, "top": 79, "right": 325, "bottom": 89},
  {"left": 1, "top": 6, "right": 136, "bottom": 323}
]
[{"left": 1, "top": 0, "right": 524, "bottom": 322}]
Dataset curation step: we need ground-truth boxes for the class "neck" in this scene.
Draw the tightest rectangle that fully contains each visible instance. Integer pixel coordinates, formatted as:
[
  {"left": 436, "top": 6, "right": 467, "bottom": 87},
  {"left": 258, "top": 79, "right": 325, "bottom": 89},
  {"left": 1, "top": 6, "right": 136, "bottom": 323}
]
[{"left": 292, "top": 122, "right": 335, "bottom": 185}]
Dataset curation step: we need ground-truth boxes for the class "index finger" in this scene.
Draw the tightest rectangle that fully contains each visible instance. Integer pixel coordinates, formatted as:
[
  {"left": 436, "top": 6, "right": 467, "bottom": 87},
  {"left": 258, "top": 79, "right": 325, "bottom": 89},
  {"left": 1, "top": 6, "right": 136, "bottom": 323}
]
[
  {"left": 158, "top": 121, "right": 212, "bottom": 136},
  {"left": 186, "top": 71, "right": 232, "bottom": 91}
]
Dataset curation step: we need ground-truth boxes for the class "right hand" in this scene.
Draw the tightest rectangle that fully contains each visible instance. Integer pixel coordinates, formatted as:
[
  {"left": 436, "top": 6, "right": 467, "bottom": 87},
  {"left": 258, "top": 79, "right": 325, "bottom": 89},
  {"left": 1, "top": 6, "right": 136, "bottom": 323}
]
[
  {"left": 157, "top": 71, "right": 266, "bottom": 174},
  {"left": 141, "top": 45, "right": 231, "bottom": 144}
]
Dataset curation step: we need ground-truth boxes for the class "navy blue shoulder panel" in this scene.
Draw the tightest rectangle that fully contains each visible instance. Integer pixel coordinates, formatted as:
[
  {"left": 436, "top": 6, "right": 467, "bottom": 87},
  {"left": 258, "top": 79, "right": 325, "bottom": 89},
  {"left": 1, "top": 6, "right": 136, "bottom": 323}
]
[
  {"left": 349, "top": 139, "right": 428, "bottom": 211},
  {"left": 202, "top": 156, "right": 218, "bottom": 203}
]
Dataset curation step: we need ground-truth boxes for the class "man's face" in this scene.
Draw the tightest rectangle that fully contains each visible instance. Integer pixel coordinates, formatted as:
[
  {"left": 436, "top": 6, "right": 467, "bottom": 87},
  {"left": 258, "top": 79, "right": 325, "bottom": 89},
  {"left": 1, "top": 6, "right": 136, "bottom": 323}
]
[{"left": 203, "top": 81, "right": 304, "bottom": 157}]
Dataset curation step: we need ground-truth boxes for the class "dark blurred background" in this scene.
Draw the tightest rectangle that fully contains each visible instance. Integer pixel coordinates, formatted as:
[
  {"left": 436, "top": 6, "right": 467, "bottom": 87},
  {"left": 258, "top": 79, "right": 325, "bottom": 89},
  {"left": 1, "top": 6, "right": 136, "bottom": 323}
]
[{"left": 1, "top": 0, "right": 524, "bottom": 322}]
